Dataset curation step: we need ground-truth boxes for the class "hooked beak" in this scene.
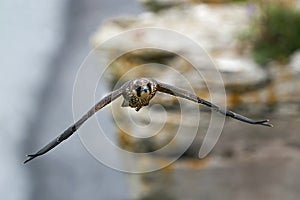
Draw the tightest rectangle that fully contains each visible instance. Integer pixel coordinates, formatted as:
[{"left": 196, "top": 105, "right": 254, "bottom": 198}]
[{"left": 142, "top": 86, "right": 149, "bottom": 93}]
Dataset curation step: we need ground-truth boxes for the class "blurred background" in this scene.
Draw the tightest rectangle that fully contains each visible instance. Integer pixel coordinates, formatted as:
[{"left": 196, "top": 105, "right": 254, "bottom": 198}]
[{"left": 1, "top": 0, "right": 300, "bottom": 200}]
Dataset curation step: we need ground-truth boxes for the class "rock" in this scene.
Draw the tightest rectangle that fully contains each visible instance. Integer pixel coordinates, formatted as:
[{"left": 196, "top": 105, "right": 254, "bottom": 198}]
[
  {"left": 92, "top": 3, "right": 252, "bottom": 52},
  {"left": 91, "top": 3, "right": 273, "bottom": 158},
  {"left": 91, "top": 1, "right": 300, "bottom": 161},
  {"left": 214, "top": 54, "right": 270, "bottom": 92},
  {"left": 289, "top": 50, "right": 300, "bottom": 73},
  {"left": 89, "top": 2, "right": 300, "bottom": 199},
  {"left": 92, "top": 3, "right": 275, "bottom": 106}
]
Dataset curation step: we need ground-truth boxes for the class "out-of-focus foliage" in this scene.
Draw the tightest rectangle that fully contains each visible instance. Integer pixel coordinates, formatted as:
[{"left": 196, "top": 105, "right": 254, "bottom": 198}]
[
  {"left": 140, "top": 0, "right": 249, "bottom": 13},
  {"left": 250, "top": 3, "right": 300, "bottom": 65}
]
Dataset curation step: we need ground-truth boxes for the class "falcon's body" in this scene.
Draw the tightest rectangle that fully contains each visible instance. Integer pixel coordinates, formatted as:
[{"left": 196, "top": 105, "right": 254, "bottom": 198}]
[{"left": 24, "top": 78, "right": 272, "bottom": 164}]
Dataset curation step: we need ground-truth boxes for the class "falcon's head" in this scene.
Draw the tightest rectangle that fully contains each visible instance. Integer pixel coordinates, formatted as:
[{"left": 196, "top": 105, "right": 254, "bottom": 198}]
[
  {"left": 123, "top": 78, "right": 158, "bottom": 111},
  {"left": 133, "top": 81, "right": 152, "bottom": 98}
]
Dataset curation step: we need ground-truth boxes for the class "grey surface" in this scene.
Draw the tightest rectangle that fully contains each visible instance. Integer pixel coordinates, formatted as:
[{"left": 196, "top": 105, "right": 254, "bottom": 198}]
[
  {"left": 0, "top": 0, "right": 143, "bottom": 200},
  {"left": 0, "top": 0, "right": 67, "bottom": 199},
  {"left": 25, "top": 1, "right": 144, "bottom": 200}
]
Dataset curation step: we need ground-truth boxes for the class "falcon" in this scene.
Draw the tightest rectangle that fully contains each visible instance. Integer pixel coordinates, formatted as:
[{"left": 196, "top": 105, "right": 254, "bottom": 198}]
[{"left": 24, "top": 78, "right": 272, "bottom": 164}]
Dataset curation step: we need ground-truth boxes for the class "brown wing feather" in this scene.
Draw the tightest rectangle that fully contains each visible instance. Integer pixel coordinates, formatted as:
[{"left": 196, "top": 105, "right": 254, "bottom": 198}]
[
  {"left": 24, "top": 87, "right": 124, "bottom": 164},
  {"left": 156, "top": 81, "right": 273, "bottom": 127}
]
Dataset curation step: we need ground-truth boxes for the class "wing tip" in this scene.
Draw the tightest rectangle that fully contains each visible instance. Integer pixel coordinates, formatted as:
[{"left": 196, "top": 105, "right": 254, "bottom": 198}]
[
  {"left": 23, "top": 154, "right": 38, "bottom": 164},
  {"left": 258, "top": 119, "right": 273, "bottom": 127}
]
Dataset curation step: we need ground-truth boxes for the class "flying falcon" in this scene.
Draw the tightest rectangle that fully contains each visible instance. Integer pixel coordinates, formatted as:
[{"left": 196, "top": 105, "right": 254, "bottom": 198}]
[{"left": 24, "top": 78, "right": 273, "bottom": 164}]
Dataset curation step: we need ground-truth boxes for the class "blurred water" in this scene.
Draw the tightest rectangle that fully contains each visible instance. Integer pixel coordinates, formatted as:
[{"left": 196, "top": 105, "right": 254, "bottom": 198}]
[{"left": 0, "top": 0, "right": 143, "bottom": 199}]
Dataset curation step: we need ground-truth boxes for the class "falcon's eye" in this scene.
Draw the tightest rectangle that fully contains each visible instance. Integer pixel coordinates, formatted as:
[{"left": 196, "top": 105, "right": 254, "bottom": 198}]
[
  {"left": 147, "top": 83, "right": 152, "bottom": 93},
  {"left": 135, "top": 86, "right": 142, "bottom": 97}
]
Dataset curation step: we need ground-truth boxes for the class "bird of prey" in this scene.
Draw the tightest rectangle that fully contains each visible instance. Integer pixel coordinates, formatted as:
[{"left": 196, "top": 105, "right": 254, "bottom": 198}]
[{"left": 24, "top": 78, "right": 273, "bottom": 164}]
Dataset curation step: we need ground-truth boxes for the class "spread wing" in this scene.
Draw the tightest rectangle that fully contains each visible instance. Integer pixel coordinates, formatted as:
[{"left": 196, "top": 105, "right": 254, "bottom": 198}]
[
  {"left": 24, "top": 87, "right": 124, "bottom": 164},
  {"left": 156, "top": 81, "right": 273, "bottom": 127}
]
